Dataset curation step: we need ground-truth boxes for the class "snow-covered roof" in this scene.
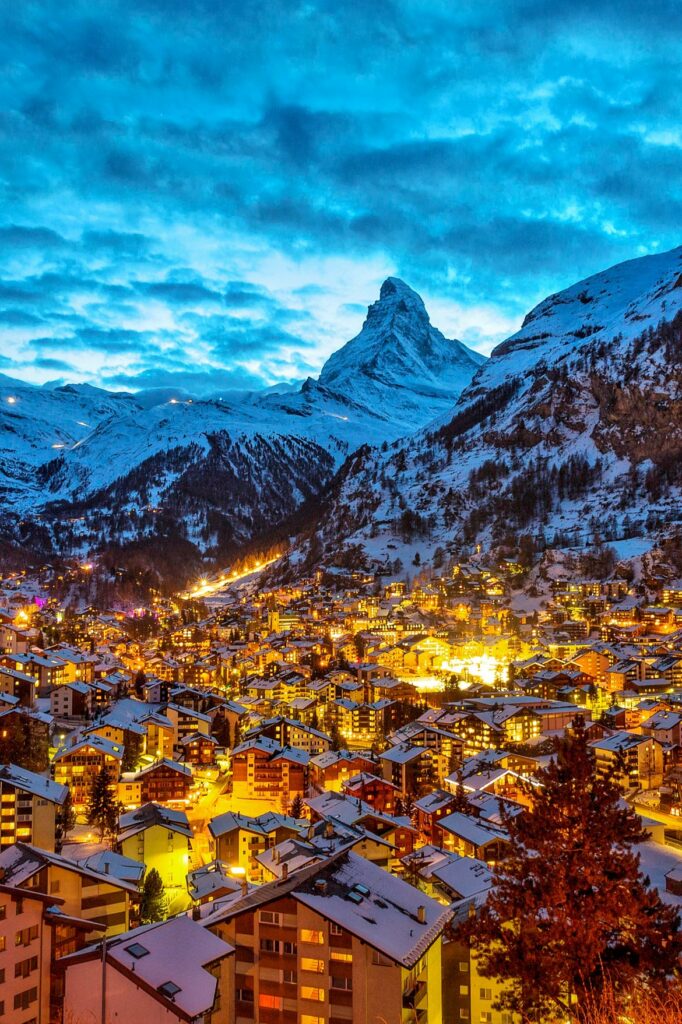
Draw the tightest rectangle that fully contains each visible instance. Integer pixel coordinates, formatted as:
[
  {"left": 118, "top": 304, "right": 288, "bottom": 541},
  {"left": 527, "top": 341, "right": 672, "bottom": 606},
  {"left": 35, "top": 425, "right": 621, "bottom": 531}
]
[
  {"left": 0, "top": 763, "right": 67, "bottom": 803},
  {"left": 63, "top": 916, "right": 233, "bottom": 1019},
  {"left": 118, "top": 802, "right": 192, "bottom": 840}
]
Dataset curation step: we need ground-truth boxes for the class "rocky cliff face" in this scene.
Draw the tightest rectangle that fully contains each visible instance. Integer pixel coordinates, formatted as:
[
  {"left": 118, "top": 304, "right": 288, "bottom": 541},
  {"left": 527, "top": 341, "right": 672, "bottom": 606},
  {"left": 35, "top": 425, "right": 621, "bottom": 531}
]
[
  {"left": 0, "top": 279, "right": 485, "bottom": 578},
  {"left": 296, "top": 246, "right": 682, "bottom": 573}
]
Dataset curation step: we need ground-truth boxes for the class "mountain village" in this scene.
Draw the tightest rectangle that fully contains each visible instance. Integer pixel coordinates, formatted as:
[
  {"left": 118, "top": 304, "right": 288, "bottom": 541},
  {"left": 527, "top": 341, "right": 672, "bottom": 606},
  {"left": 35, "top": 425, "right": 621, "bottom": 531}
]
[{"left": 2, "top": 536, "right": 682, "bottom": 1023}]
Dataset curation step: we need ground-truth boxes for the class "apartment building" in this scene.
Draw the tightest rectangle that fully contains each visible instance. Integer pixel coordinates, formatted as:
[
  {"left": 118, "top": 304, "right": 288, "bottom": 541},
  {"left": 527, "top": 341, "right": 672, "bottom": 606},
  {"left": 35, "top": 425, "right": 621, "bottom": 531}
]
[
  {"left": 0, "top": 763, "right": 68, "bottom": 851},
  {"left": 204, "top": 849, "right": 449, "bottom": 1024}
]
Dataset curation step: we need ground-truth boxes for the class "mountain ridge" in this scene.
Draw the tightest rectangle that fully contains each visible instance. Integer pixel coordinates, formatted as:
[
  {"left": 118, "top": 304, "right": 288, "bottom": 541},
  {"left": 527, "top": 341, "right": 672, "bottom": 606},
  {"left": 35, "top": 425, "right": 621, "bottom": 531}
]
[{"left": 0, "top": 278, "right": 485, "bottom": 578}]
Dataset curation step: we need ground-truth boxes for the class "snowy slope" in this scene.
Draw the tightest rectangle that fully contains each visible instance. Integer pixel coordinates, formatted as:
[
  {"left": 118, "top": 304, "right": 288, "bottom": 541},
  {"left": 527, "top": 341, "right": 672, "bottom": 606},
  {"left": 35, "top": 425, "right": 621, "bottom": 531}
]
[
  {"left": 318, "top": 277, "right": 485, "bottom": 421},
  {"left": 302, "top": 245, "right": 682, "bottom": 572},
  {"left": 0, "top": 279, "right": 484, "bottom": 568}
]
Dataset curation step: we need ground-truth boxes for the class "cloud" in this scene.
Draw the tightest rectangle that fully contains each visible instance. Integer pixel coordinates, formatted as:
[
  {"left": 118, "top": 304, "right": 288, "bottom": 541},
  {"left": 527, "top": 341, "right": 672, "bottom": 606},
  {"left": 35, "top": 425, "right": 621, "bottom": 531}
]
[{"left": 0, "top": 0, "right": 681, "bottom": 387}]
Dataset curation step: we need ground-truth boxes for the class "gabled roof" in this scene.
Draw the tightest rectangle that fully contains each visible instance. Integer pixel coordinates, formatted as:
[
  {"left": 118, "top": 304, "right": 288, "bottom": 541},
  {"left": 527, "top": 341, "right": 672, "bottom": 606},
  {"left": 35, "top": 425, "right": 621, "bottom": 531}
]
[
  {"left": 60, "top": 916, "right": 233, "bottom": 1021},
  {"left": 118, "top": 803, "right": 192, "bottom": 841},
  {"left": 54, "top": 734, "right": 124, "bottom": 760},
  {"left": 0, "top": 763, "right": 67, "bottom": 804},
  {"left": 204, "top": 850, "right": 450, "bottom": 969},
  {"left": 134, "top": 757, "right": 193, "bottom": 778},
  {"left": 208, "top": 809, "right": 304, "bottom": 841},
  {"left": 0, "top": 842, "right": 138, "bottom": 893}
]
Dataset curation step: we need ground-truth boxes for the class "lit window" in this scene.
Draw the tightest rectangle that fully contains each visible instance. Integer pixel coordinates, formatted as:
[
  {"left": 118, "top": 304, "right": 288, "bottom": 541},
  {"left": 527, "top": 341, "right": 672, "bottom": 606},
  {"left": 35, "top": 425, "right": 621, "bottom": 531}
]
[
  {"left": 330, "top": 951, "right": 352, "bottom": 962},
  {"left": 259, "top": 994, "right": 283, "bottom": 1009},
  {"left": 301, "top": 957, "right": 325, "bottom": 973},
  {"left": 301, "top": 986, "right": 324, "bottom": 1002},
  {"left": 300, "top": 929, "right": 324, "bottom": 944}
]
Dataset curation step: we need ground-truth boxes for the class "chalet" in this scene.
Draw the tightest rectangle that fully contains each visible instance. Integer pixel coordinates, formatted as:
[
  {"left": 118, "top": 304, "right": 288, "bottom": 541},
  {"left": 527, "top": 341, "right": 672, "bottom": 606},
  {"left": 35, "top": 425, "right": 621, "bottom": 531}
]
[{"left": 118, "top": 803, "right": 193, "bottom": 888}]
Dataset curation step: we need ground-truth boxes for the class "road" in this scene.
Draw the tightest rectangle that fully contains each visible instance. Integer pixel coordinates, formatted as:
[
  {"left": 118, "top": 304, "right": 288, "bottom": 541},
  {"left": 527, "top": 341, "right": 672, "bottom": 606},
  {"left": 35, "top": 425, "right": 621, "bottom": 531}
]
[{"left": 181, "top": 556, "right": 281, "bottom": 601}]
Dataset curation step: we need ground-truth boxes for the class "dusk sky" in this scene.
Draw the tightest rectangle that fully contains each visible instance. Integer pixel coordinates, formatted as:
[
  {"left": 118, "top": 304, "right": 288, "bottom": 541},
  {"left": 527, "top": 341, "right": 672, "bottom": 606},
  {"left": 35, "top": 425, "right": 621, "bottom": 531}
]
[{"left": 1, "top": 0, "right": 681, "bottom": 395}]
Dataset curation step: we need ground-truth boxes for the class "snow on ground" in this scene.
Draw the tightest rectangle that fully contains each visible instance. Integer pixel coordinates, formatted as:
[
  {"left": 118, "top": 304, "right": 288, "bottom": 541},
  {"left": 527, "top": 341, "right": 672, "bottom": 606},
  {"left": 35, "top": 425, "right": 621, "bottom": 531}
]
[{"left": 638, "top": 841, "right": 682, "bottom": 908}]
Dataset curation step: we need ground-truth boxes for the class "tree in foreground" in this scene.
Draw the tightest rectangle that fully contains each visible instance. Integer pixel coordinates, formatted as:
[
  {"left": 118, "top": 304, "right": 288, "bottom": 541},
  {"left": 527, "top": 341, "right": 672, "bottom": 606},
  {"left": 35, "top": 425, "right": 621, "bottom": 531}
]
[
  {"left": 458, "top": 717, "right": 682, "bottom": 1021},
  {"left": 140, "top": 868, "right": 166, "bottom": 923}
]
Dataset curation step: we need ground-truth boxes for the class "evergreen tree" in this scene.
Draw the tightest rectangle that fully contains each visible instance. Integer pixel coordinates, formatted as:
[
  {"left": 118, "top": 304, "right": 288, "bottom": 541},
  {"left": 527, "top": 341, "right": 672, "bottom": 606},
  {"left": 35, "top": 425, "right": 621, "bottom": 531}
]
[
  {"left": 212, "top": 710, "right": 231, "bottom": 748},
  {"left": 87, "top": 768, "right": 118, "bottom": 842},
  {"left": 133, "top": 669, "right": 147, "bottom": 698},
  {"left": 140, "top": 868, "right": 166, "bottom": 923},
  {"left": 458, "top": 718, "right": 682, "bottom": 1020},
  {"left": 289, "top": 794, "right": 304, "bottom": 819},
  {"left": 121, "top": 731, "right": 143, "bottom": 773},
  {"left": 55, "top": 789, "right": 76, "bottom": 852}
]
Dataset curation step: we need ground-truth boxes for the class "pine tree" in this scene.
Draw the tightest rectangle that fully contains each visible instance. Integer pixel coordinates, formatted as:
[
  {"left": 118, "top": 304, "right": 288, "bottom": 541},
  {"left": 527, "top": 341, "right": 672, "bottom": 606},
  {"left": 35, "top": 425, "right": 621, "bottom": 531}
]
[
  {"left": 289, "top": 794, "right": 304, "bottom": 819},
  {"left": 121, "top": 731, "right": 142, "bottom": 773},
  {"left": 55, "top": 789, "right": 76, "bottom": 852},
  {"left": 140, "top": 868, "right": 166, "bottom": 923},
  {"left": 133, "top": 669, "right": 147, "bottom": 698},
  {"left": 87, "top": 768, "right": 118, "bottom": 842},
  {"left": 458, "top": 718, "right": 682, "bottom": 1020}
]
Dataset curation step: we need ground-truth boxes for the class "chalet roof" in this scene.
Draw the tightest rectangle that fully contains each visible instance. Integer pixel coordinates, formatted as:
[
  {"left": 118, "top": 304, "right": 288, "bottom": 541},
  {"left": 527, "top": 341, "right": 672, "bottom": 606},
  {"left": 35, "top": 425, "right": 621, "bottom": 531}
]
[
  {"left": 0, "top": 763, "right": 67, "bottom": 804},
  {"left": 0, "top": 842, "right": 138, "bottom": 893},
  {"left": 118, "top": 803, "right": 192, "bottom": 841},
  {"left": 61, "top": 916, "right": 233, "bottom": 1021},
  {"left": 204, "top": 849, "right": 449, "bottom": 969}
]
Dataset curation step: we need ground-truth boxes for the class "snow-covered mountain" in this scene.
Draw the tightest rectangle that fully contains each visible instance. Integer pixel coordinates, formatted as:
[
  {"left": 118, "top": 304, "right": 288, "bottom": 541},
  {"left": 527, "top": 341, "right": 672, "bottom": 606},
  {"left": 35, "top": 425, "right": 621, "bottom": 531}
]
[
  {"left": 318, "top": 277, "right": 485, "bottom": 421},
  {"left": 298, "top": 246, "right": 682, "bottom": 574},
  {"left": 0, "top": 279, "right": 484, "bottom": 575}
]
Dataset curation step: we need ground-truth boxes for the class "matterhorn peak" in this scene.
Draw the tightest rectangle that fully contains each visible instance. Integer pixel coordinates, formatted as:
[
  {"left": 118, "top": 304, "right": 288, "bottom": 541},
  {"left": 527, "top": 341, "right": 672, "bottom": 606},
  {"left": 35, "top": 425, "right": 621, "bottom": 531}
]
[
  {"left": 317, "top": 277, "right": 485, "bottom": 409},
  {"left": 373, "top": 276, "right": 429, "bottom": 320}
]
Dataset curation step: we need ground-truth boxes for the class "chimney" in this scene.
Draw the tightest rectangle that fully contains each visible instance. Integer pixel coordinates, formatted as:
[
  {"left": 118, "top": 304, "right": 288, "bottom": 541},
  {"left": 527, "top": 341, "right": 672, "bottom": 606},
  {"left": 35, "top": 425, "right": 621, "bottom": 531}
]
[
  {"left": 241, "top": 879, "right": 249, "bottom": 897},
  {"left": 104, "top": 861, "right": 110, "bottom": 874},
  {"left": 417, "top": 905, "right": 426, "bottom": 924},
  {"left": 281, "top": 862, "right": 288, "bottom": 881},
  {"left": 325, "top": 821, "right": 334, "bottom": 839},
  {"left": 192, "top": 904, "right": 201, "bottom": 920}
]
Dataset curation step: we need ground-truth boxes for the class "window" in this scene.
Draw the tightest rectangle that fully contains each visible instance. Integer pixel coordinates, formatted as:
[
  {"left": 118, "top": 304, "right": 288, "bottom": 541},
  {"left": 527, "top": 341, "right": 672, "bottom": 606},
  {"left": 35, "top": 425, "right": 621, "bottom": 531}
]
[
  {"left": 158, "top": 981, "right": 181, "bottom": 999},
  {"left": 480, "top": 1014, "right": 492, "bottom": 1024},
  {"left": 235, "top": 988, "right": 254, "bottom": 1002},
  {"left": 301, "top": 958, "right": 325, "bottom": 973},
  {"left": 329, "top": 923, "right": 343, "bottom": 935},
  {"left": 480, "top": 988, "right": 492, "bottom": 1001},
  {"left": 283, "top": 970, "right": 297, "bottom": 984},
  {"left": 15, "top": 957, "right": 38, "bottom": 979},
  {"left": 458, "top": 961, "right": 469, "bottom": 973},
  {"left": 301, "top": 1017, "right": 324, "bottom": 1024},
  {"left": 283, "top": 941, "right": 297, "bottom": 955},
  {"left": 300, "top": 929, "right": 324, "bottom": 944},
  {"left": 259, "top": 994, "right": 283, "bottom": 1010},
  {"left": 301, "top": 987, "right": 324, "bottom": 1002},
  {"left": 260, "top": 938, "right": 280, "bottom": 953},
  {"left": 0, "top": 936, "right": 5, "bottom": 952},
  {"left": 330, "top": 951, "right": 352, "bottom": 962},
  {"left": 15, "top": 926, "right": 38, "bottom": 947},
  {"left": 259, "top": 910, "right": 280, "bottom": 925},
  {"left": 0, "top": 906, "right": 5, "bottom": 920},
  {"left": 331, "top": 976, "right": 352, "bottom": 991},
  {"left": 13, "top": 988, "right": 37, "bottom": 1011},
  {"left": 371, "top": 950, "right": 393, "bottom": 966},
  {"left": 125, "top": 943, "right": 149, "bottom": 959},
  {"left": 459, "top": 985, "right": 469, "bottom": 995},
  {"left": 50, "top": 880, "right": 61, "bottom": 894},
  {"left": 459, "top": 1011, "right": 469, "bottom": 1020}
]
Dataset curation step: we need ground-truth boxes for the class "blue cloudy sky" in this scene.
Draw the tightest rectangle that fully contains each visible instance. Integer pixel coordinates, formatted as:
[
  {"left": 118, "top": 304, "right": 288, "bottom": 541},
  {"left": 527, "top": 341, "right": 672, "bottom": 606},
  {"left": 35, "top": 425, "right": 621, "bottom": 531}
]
[{"left": 1, "top": 0, "right": 681, "bottom": 394}]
